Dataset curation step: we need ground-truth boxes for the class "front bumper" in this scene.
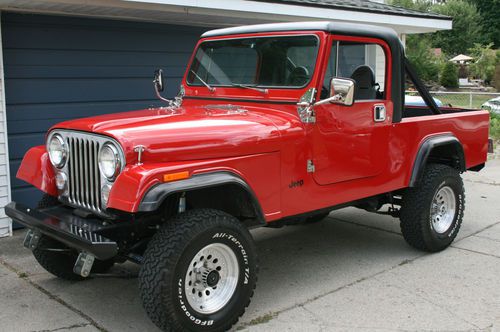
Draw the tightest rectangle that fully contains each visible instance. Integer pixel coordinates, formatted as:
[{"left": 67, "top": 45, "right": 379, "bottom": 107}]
[{"left": 5, "top": 202, "right": 118, "bottom": 260}]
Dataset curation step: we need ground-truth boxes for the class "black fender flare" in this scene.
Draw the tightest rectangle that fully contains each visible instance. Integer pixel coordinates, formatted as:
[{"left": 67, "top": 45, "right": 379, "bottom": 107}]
[
  {"left": 138, "top": 171, "right": 265, "bottom": 223},
  {"left": 409, "top": 135, "right": 465, "bottom": 187}
]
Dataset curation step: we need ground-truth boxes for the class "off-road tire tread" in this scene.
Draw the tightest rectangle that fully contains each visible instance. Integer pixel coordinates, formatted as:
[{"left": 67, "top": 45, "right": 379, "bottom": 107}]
[
  {"left": 400, "top": 164, "right": 465, "bottom": 252},
  {"left": 32, "top": 194, "right": 114, "bottom": 280},
  {"left": 139, "top": 209, "right": 258, "bottom": 332},
  {"left": 33, "top": 236, "right": 86, "bottom": 280},
  {"left": 36, "top": 194, "right": 60, "bottom": 209}
]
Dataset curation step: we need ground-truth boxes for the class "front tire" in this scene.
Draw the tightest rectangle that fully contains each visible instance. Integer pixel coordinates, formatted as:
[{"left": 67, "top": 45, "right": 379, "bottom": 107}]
[
  {"left": 139, "top": 209, "right": 258, "bottom": 332},
  {"left": 33, "top": 235, "right": 115, "bottom": 280},
  {"left": 32, "top": 194, "right": 115, "bottom": 280},
  {"left": 400, "top": 164, "right": 465, "bottom": 252}
]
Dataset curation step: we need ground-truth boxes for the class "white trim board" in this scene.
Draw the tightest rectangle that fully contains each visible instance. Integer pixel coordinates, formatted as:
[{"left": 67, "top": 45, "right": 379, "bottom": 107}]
[
  {"left": 0, "top": 0, "right": 452, "bottom": 34},
  {"left": 124, "top": 0, "right": 452, "bottom": 32},
  {"left": 0, "top": 11, "right": 12, "bottom": 238}
]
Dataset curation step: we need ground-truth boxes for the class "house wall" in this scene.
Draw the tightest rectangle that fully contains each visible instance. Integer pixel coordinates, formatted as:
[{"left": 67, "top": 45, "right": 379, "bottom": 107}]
[
  {"left": 2, "top": 13, "right": 208, "bottom": 222},
  {"left": 0, "top": 12, "right": 12, "bottom": 237}
]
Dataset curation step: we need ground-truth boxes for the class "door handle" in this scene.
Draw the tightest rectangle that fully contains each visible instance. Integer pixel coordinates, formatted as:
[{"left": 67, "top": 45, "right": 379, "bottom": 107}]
[{"left": 374, "top": 104, "right": 386, "bottom": 122}]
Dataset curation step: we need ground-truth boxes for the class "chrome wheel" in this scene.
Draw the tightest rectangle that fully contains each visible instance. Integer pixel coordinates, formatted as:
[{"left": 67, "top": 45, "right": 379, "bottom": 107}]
[
  {"left": 430, "top": 186, "right": 456, "bottom": 234},
  {"left": 184, "top": 243, "right": 239, "bottom": 314}
]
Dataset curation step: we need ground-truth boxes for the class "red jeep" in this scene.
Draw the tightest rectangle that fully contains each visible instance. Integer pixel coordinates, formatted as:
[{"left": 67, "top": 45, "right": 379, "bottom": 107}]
[{"left": 6, "top": 22, "right": 491, "bottom": 331}]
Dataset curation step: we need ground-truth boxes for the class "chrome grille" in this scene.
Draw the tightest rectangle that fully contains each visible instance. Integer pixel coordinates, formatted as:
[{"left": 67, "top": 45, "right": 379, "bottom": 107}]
[
  {"left": 67, "top": 137, "right": 102, "bottom": 214},
  {"left": 48, "top": 130, "right": 124, "bottom": 216}
]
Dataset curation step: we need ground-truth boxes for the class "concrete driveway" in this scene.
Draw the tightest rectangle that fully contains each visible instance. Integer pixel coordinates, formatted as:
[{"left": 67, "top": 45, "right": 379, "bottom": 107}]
[{"left": 1, "top": 160, "right": 499, "bottom": 332}]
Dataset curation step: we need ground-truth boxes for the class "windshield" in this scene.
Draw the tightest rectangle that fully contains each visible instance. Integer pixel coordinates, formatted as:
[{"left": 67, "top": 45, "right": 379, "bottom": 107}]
[{"left": 187, "top": 35, "right": 320, "bottom": 88}]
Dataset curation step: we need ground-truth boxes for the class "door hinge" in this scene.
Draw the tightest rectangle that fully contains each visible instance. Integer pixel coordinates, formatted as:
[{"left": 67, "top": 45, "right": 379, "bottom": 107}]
[
  {"left": 297, "top": 88, "right": 317, "bottom": 124},
  {"left": 307, "top": 160, "right": 315, "bottom": 173}
]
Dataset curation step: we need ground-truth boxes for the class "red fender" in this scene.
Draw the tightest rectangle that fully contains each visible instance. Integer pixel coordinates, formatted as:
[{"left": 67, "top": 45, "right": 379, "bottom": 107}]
[{"left": 17, "top": 146, "right": 58, "bottom": 197}]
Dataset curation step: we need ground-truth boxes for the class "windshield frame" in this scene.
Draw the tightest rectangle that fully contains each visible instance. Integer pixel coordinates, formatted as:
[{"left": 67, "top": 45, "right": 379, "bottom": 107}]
[{"left": 185, "top": 34, "right": 321, "bottom": 90}]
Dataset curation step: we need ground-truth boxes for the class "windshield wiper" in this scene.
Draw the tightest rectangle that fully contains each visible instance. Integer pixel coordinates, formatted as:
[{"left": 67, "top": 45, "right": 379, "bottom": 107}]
[
  {"left": 190, "top": 70, "right": 215, "bottom": 92},
  {"left": 231, "top": 83, "right": 268, "bottom": 94}
]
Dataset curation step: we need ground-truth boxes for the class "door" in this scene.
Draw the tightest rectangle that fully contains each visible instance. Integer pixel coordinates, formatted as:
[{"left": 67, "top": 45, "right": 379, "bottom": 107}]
[{"left": 312, "top": 37, "right": 393, "bottom": 185}]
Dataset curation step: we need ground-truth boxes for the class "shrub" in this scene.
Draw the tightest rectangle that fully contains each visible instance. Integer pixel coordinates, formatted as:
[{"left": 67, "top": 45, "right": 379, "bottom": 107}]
[
  {"left": 495, "top": 64, "right": 500, "bottom": 91},
  {"left": 406, "top": 36, "right": 441, "bottom": 83},
  {"left": 468, "top": 43, "right": 497, "bottom": 85},
  {"left": 491, "top": 113, "right": 500, "bottom": 140},
  {"left": 440, "top": 62, "right": 459, "bottom": 88}
]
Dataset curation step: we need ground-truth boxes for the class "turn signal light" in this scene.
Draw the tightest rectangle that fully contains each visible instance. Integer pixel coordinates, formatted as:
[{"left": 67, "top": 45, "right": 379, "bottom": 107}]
[{"left": 163, "top": 171, "right": 190, "bottom": 182}]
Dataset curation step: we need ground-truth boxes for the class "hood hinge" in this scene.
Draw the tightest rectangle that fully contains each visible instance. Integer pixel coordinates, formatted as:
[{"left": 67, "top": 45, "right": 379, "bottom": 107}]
[{"left": 307, "top": 159, "right": 315, "bottom": 173}]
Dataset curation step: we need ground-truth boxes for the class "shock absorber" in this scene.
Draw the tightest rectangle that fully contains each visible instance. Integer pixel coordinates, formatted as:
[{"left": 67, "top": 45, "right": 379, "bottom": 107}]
[{"left": 178, "top": 192, "right": 186, "bottom": 213}]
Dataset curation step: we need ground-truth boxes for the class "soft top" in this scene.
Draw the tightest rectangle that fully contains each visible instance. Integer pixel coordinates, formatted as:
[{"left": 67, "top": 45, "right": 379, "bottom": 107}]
[
  {"left": 202, "top": 21, "right": 405, "bottom": 123},
  {"left": 202, "top": 21, "right": 398, "bottom": 42}
]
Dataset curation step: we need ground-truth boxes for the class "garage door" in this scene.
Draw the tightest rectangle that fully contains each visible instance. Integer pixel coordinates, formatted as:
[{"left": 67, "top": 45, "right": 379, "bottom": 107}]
[{"left": 2, "top": 12, "right": 207, "bottom": 208}]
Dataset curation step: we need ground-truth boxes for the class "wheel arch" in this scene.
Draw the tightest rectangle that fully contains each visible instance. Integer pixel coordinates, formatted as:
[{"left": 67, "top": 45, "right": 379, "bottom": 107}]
[
  {"left": 138, "top": 171, "right": 265, "bottom": 227},
  {"left": 409, "top": 134, "right": 465, "bottom": 187}
]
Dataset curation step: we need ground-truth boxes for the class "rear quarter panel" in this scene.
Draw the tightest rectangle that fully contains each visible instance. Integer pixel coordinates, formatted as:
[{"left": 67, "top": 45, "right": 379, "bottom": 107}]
[{"left": 396, "top": 110, "right": 490, "bottom": 185}]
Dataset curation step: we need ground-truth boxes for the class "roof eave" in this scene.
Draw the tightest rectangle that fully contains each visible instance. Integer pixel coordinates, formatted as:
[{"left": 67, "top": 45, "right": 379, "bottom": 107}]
[{"left": 0, "top": 0, "right": 453, "bottom": 34}]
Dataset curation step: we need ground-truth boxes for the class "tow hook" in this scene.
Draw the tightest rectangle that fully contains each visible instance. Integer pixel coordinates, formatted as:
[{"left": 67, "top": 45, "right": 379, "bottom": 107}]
[
  {"left": 23, "top": 229, "right": 41, "bottom": 250},
  {"left": 74, "top": 252, "right": 95, "bottom": 278}
]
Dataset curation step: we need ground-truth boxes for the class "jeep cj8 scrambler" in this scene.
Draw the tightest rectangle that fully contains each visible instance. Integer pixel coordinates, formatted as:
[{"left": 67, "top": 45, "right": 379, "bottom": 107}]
[{"left": 6, "top": 22, "right": 491, "bottom": 331}]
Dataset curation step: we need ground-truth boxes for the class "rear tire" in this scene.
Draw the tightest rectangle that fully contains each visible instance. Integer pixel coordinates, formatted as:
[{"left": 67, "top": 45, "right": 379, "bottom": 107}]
[
  {"left": 32, "top": 194, "right": 115, "bottom": 280},
  {"left": 139, "top": 209, "right": 258, "bottom": 332},
  {"left": 400, "top": 164, "right": 465, "bottom": 252}
]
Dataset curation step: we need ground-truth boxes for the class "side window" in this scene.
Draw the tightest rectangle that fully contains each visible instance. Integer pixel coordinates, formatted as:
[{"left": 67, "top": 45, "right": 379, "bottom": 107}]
[{"left": 322, "top": 40, "right": 387, "bottom": 101}]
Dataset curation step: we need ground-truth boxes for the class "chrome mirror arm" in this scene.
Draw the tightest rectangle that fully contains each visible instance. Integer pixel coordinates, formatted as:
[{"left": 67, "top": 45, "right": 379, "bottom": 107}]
[
  {"left": 154, "top": 84, "right": 171, "bottom": 104},
  {"left": 312, "top": 93, "right": 344, "bottom": 107}
]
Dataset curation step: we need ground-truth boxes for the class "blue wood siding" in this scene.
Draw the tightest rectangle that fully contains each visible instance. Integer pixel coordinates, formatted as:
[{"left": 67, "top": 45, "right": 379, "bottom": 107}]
[{"left": 2, "top": 12, "right": 208, "bottom": 208}]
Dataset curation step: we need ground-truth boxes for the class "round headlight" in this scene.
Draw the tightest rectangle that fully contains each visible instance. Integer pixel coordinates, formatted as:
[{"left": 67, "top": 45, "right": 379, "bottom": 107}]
[
  {"left": 48, "top": 134, "right": 67, "bottom": 168},
  {"left": 98, "top": 143, "right": 121, "bottom": 180}
]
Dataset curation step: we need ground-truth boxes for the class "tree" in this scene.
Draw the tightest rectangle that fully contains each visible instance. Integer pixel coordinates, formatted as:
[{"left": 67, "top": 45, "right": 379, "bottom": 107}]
[
  {"left": 406, "top": 36, "right": 441, "bottom": 82},
  {"left": 430, "top": 0, "right": 483, "bottom": 55},
  {"left": 440, "top": 62, "right": 459, "bottom": 88},
  {"left": 468, "top": 43, "right": 497, "bottom": 84},
  {"left": 496, "top": 51, "right": 500, "bottom": 90},
  {"left": 389, "top": 0, "right": 432, "bottom": 11},
  {"left": 495, "top": 64, "right": 500, "bottom": 91},
  {"left": 467, "top": 0, "right": 500, "bottom": 48},
  {"left": 389, "top": 1, "right": 442, "bottom": 82}
]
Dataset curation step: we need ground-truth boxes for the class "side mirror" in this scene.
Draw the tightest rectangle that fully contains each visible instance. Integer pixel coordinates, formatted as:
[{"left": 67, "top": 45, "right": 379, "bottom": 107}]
[
  {"left": 315, "top": 78, "right": 355, "bottom": 107},
  {"left": 153, "top": 69, "right": 165, "bottom": 92},
  {"left": 329, "top": 78, "right": 355, "bottom": 106}
]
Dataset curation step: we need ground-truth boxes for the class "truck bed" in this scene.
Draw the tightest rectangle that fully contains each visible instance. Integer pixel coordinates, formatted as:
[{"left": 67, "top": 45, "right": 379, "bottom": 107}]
[
  {"left": 403, "top": 105, "right": 483, "bottom": 118},
  {"left": 398, "top": 109, "right": 490, "bottom": 171}
]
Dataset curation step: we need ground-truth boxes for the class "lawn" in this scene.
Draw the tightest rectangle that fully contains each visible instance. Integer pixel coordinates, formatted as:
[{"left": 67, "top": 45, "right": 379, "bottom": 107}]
[
  {"left": 429, "top": 93, "right": 493, "bottom": 109},
  {"left": 491, "top": 113, "right": 500, "bottom": 141}
]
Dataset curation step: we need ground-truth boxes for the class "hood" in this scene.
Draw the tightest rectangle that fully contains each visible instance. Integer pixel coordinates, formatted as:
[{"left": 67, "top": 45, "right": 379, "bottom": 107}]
[{"left": 53, "top": 104, "right": 292, "bottom": 163}]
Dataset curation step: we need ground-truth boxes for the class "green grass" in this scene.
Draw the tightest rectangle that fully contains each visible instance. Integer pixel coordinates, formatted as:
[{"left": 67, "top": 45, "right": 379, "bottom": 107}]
[
  {"left": 491, "top": 113, "right": 500, "bottom": 140},
  {"left": 406, "top": 91, "right": 497, "bottom": 109},
  {"left": 432, "top": 94, "right": 492, "bottom": 109}
]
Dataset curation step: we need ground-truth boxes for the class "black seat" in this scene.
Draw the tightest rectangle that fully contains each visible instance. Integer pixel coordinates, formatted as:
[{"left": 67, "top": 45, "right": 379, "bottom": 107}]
[
  {"left": 287, "top": 66, "right": 309, "bottom": 86},
  {"left": 350, "top": 65, "right": 377, "bottom": 100}
]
